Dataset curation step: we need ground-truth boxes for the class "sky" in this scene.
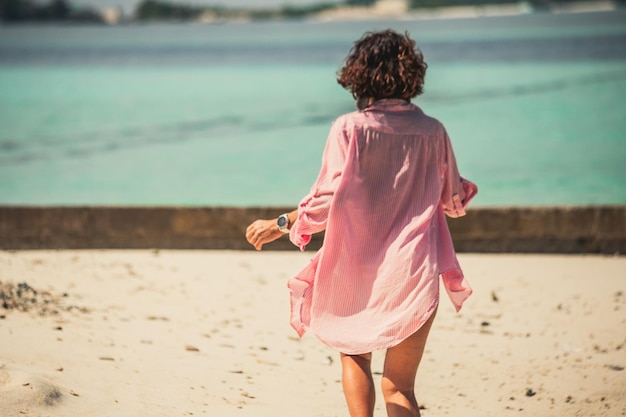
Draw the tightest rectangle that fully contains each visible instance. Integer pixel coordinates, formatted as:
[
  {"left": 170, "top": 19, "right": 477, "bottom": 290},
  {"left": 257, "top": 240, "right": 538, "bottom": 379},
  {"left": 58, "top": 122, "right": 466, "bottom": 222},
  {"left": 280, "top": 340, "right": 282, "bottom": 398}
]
[{"left": 71, "top": 0, "right": 344, "bottom": 15}]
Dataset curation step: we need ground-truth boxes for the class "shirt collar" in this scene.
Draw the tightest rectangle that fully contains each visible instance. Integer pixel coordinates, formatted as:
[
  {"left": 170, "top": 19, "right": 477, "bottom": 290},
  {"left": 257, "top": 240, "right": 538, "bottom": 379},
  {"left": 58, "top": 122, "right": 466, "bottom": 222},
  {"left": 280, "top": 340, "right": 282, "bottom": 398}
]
[{"left": 363, "top": 98, "right": 421, "bottom": 113}]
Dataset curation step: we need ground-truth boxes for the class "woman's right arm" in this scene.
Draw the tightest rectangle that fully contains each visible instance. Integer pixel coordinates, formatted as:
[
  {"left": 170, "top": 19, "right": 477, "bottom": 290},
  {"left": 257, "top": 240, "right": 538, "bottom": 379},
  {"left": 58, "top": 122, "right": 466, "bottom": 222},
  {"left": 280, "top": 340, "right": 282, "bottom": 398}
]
[
  {"left": 246, "top": 118, "right": 348, "bottom": 251},
  {"left": 245, "top": 209, "right": 298, "bottom": 251}
]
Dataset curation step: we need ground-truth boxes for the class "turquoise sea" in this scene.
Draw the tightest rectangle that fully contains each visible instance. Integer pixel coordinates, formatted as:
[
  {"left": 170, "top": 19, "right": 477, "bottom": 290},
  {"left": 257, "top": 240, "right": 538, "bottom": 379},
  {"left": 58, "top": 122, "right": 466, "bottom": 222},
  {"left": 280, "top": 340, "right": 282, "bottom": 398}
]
[{"left": 0, "top": 11, "right": 625, "bottom": 207}]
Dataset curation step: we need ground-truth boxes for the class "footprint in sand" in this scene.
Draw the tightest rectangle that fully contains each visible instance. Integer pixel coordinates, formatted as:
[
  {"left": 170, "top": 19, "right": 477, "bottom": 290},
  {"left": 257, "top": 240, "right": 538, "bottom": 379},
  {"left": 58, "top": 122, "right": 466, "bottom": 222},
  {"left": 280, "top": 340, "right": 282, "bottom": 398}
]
[{"left": 0, "top": 365, "right": 74, "bottom": 412}]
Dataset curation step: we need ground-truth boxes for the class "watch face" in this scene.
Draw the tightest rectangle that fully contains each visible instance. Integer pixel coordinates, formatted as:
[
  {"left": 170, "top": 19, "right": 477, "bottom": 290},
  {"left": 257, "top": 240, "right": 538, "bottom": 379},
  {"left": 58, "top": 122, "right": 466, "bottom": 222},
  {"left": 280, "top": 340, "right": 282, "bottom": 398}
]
[{"left": 278, "top": 216, "right": 288, "bottom": 227}]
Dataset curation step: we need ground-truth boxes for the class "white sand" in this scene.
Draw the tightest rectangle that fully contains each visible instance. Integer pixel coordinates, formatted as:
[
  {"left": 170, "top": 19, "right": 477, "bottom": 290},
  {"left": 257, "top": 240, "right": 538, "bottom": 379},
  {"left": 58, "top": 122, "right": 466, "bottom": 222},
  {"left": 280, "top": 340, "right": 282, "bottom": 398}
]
[{"left": 0, "top": 250, "right": 624, "bottom": 417}]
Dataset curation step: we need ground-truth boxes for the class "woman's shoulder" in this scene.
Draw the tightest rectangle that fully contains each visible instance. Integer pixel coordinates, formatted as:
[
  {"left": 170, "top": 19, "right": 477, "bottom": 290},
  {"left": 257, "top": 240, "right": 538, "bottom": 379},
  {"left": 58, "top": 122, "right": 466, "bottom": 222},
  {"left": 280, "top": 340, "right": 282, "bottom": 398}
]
[
  {"left": 329, "top": 110, "right": 361, "bottom": 132},
  {"left": 413, "top": 105, "right": 447, "bottom": 132},
  {"left": 406, "top": 111, "right": 450, "bottom": 142}
]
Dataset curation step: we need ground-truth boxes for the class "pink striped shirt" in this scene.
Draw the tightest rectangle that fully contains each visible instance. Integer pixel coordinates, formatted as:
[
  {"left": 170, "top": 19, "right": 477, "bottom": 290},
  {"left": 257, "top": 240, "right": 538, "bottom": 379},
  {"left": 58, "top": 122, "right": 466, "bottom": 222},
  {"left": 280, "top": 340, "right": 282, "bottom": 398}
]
[{"left": 288, "top": 99, "right": 477, "bottom": 354}]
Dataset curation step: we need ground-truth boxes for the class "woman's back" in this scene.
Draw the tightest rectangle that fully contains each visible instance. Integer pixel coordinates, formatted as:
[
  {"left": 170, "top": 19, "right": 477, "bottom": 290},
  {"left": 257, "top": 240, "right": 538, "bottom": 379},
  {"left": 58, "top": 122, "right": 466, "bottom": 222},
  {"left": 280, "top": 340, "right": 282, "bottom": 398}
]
[{"left": 335, "top": 99, "right": 446, "bottom": 239}]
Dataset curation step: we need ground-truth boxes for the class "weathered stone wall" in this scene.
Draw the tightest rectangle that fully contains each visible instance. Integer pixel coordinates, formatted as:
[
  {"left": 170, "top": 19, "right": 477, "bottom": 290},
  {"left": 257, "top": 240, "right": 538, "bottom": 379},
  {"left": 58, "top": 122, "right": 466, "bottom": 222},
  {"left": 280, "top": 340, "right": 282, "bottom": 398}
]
[
  {"left": 0, "top": 206, "right": 624, "bottom": 254},
  {"left": 449, "top": 206, "right": 625, "bottom": 254}
]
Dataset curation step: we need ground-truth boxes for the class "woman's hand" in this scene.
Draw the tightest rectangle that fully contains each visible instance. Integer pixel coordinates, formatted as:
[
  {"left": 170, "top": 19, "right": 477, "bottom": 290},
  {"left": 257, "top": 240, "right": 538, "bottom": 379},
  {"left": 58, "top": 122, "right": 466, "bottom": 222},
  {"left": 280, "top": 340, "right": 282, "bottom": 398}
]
[{"left": 245, "top": 218, "right": 284, "bottom": 251}]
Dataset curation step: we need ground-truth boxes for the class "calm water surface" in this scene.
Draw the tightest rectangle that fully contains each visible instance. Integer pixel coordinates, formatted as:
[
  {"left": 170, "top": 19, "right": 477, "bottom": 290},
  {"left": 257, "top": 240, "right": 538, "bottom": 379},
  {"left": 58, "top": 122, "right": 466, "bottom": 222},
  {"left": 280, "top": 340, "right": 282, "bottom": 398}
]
[{"left": 0, "top": 11, "right": 625, "bottom": 207}]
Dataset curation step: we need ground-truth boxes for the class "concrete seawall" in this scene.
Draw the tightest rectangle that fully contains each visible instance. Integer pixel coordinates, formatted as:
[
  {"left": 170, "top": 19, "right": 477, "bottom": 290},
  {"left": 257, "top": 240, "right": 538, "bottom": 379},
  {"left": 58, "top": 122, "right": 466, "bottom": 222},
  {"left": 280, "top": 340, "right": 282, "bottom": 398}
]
[{"left": 0, "top": 206, "right": 624, "bottom": 254}]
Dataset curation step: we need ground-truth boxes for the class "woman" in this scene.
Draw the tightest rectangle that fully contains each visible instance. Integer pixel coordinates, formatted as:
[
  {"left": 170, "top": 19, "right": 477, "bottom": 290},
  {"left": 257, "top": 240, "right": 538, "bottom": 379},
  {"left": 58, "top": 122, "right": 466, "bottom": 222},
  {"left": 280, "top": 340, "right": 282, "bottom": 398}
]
[{"left": 246, "top": 29, "right": 477, "bottom": 417}]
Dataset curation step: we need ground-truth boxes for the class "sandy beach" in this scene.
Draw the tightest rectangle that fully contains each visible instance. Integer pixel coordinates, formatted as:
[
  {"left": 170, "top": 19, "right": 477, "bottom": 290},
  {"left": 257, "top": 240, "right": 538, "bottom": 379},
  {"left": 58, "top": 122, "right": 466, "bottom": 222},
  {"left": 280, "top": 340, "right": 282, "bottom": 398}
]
[{"left": 0, "top": 250, "right": 624, "bottom": 417}]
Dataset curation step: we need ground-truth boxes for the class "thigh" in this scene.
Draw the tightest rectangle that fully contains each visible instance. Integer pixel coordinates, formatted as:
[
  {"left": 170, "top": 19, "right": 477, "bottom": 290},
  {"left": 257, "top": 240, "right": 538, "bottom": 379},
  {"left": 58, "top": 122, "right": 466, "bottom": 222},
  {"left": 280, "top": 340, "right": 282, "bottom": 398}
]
[
  {"left": 382, "top": 309, "right": 437, "bottom": 389},
  {"left": 340, "top": 352, "right": 373, "bottom": 373}
]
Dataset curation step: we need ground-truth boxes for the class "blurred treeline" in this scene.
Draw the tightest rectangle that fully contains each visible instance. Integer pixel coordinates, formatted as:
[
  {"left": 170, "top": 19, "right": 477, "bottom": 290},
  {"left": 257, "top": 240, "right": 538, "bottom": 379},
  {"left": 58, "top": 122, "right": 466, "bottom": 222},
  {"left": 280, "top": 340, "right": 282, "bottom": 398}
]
[
  {"left": 0, "top": 0, "right": 620, "bottom": 23},
  {"left": 0, "top": 0, "right": 103, "bottom": 22}
]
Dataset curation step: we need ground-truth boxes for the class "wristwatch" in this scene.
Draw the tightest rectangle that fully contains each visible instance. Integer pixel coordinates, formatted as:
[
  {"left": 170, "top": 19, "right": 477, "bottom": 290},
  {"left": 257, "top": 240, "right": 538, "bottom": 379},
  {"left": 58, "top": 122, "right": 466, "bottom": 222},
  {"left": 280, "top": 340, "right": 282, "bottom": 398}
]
[{"left": 277, "top": 213, "right": 290, "bottom": 233}]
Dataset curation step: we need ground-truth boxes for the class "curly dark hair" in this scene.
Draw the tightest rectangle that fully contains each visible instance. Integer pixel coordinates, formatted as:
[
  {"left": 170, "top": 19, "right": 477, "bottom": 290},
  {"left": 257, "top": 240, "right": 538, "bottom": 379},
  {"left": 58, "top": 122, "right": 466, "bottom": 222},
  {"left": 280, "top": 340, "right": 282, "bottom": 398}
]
[{"left": 337, "top": 29, "right": 427, "bottom": 102}]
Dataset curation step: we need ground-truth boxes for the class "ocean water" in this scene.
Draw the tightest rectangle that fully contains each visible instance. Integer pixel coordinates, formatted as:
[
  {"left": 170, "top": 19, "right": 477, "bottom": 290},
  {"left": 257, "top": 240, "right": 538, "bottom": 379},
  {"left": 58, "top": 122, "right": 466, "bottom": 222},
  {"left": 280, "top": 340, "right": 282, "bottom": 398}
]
[{"left": 0, "top": 11, "right": 625, "bottom": 207}]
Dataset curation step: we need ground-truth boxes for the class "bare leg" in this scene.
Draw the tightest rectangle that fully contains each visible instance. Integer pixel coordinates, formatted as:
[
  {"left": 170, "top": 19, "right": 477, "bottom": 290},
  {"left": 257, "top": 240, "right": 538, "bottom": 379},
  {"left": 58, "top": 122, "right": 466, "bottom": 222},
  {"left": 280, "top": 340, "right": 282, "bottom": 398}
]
[
  {"left": 341, "top": 352, "right": 375, "bottom": 417},
  {"left": 381, "top": 309, "right": 437, "bottom": 417}
]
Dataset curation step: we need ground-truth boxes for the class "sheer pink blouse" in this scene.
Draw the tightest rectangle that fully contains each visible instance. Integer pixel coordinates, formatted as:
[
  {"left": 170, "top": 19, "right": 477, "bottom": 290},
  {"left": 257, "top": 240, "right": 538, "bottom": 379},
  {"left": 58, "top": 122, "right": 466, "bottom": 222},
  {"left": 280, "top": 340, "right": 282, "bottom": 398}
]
[{"left": 288, "top": 99, "right": 477, "bottom": 354}]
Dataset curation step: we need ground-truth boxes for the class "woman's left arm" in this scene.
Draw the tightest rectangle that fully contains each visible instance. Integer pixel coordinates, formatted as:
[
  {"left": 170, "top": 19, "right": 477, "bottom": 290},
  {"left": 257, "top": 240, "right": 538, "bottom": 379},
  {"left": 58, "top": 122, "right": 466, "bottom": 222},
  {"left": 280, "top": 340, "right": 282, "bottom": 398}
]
[{"left": 440, "top": 129, "right": 478, "bottom": 218}]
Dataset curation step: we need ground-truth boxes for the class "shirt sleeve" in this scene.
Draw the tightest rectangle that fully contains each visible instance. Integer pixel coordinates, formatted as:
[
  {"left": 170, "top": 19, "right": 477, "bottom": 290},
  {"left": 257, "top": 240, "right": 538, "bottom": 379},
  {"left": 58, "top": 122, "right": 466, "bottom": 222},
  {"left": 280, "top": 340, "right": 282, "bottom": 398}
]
[
  {"left": 289, "top": 118, "right": 349, "bottom": 250},
  {"left": 440, "top": 129, "right": 478, "bottom": 218}
]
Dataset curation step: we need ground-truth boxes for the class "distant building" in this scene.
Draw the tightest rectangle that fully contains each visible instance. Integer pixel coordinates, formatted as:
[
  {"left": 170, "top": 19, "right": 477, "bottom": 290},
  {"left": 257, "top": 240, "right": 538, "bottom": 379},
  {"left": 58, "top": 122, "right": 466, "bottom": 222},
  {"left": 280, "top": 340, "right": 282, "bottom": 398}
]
[
  {"left": 99, "top": 7, "right": 122, "bottom": 24},
  {"left": 313, "top": 0, "right": 409, "bottom": 21},
  {"left": 374, "top": 0, "right": 408, "bottom": 15}
]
